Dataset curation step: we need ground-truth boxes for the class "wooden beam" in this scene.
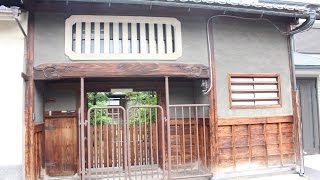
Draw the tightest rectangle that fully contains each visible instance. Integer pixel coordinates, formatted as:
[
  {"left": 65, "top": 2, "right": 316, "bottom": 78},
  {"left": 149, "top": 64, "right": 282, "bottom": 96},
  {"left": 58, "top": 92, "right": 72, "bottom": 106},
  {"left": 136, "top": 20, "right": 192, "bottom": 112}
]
[
  {"left": 21, "top": 72, "right": 29, "bottom": 81},
  {"left": 33, "top": 63, "right": 209, "bottom": 80}
]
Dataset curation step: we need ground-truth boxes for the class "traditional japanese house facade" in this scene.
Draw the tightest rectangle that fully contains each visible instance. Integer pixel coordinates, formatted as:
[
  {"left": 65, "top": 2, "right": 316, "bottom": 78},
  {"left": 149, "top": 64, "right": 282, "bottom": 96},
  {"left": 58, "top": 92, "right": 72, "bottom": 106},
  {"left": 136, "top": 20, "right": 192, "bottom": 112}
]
[{"left": 21, "top": 0, "right": 320, "bottom": 179}]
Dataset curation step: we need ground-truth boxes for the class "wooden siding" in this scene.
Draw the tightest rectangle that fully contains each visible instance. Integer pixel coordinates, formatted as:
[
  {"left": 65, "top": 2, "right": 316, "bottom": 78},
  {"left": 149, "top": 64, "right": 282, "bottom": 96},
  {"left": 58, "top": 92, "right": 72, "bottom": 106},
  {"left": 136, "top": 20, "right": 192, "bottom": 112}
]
[
  {"left": 217, "top": 115, "right": 295, "bottom": 173},
  {"left": 168, "top": 118, "right": 210, "bottom": 167}
]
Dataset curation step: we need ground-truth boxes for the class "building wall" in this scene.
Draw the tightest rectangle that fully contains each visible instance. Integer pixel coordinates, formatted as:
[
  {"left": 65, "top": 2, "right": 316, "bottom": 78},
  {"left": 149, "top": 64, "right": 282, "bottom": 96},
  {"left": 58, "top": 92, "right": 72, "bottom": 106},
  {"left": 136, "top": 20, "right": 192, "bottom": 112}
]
[
  {"left": 35, "top": 81, "right": 45, "bottom": 123},
  {"left": 213, "top": 17, "right": 293, "bottom": 118},
  {"left": 0, "top": 12, "right": 28, "bottom": 180},
  {"left": 34, "top": 13, "right": 208, "bottom": 66},
  {"left": 44, "top": 89, "right": 77, "bottom": 112}
]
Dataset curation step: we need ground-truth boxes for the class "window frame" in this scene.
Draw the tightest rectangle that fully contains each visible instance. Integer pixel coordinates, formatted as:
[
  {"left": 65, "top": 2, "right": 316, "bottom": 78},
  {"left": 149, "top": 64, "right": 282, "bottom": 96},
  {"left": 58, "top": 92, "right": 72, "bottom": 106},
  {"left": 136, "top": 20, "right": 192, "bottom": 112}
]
[
  {"left": 228, "top": 73, "right": 282, "bottom": 109},
  {"left": 65, "top": 15, "right": 182, "bottom": 61}
]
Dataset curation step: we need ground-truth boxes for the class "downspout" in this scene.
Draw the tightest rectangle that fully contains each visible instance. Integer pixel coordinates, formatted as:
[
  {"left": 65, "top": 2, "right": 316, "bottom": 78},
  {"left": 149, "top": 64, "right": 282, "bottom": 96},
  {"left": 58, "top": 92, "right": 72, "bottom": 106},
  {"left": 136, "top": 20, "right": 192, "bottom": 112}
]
[
  {"left": 288, "top": 9, "right": 317, "bottom": 176},
  {"left": 203, "top": 10, "right": 318, "bottom": 95}
]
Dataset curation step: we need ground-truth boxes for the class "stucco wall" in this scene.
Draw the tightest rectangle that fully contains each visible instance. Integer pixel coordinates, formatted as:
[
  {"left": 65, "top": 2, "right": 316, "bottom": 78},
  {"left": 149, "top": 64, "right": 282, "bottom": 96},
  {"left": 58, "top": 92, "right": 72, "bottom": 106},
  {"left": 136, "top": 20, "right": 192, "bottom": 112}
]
[
  {"left": 35, "top": 81, "right": 45, "bottom": 123},
  {"left": 34, "top": 13, "right": 208, "bottom": 66},
  {"left": 0, "top": 12, "right": 28, "bottom": 179},
  {"left": 169, "top": 80, "right": 209, "bottom": 118},
  {"left": 213, "top": 17, "right": 293, "bottom": 118},
  {"left": 44, "top": 89, "right": 77, "bottom": 112}
]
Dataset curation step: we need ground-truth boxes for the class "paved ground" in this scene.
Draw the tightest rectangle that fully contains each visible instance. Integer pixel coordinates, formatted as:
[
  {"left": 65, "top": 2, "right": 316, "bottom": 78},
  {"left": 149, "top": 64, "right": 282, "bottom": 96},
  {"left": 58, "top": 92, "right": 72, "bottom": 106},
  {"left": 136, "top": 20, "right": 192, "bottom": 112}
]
[
  {"left": 303, "top": 154, "right": 320, "bottom": 180},
  {"left": 249, "top": 154, "right": 320, "bottom": 180}
]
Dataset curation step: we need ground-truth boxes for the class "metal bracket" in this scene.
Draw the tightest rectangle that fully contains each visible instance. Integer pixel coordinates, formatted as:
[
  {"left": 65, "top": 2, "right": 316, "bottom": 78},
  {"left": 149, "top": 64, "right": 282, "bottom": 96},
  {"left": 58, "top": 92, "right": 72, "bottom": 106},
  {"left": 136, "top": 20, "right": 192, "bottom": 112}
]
[{"left": 79, "top": 120, "right": 88, "bottom": 126}]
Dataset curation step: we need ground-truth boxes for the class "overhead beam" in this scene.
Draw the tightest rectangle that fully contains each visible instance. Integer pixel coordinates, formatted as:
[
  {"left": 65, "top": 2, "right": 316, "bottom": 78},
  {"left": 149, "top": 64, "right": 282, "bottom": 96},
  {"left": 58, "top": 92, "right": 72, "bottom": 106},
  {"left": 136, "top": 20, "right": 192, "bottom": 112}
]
[{"left": 34, "top": 63, "right": 209, "bottom": 80}]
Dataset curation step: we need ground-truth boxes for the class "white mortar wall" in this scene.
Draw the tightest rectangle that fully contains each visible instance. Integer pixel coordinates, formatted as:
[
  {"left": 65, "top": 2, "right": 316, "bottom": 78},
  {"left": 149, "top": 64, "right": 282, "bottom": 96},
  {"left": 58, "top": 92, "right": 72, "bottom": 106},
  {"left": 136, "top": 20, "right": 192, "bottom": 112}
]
[{"left": 0, "top": 13, "right": 28, "bottom": 179}]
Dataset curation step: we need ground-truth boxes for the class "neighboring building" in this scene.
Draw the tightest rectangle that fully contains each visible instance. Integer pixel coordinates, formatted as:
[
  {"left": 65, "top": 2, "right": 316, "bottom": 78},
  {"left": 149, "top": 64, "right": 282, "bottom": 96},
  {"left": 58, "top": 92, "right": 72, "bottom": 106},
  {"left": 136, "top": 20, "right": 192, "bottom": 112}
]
[
  {"left": 294, "top": 21, "right": 320, "bottom": 155},
  {"left": 0, "top": 2, "right": 27, "bottom": 180},
  {"left": 2, "top": 0, "right": 320, "bottom": 179}
]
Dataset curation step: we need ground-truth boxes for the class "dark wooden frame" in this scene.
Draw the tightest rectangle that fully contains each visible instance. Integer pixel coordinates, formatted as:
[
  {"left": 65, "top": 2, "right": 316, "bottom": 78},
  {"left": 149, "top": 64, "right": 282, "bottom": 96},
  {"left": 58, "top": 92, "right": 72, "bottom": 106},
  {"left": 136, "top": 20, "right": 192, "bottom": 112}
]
[{"left": 228, "top": 73, "right": 282, "bottom": 109}]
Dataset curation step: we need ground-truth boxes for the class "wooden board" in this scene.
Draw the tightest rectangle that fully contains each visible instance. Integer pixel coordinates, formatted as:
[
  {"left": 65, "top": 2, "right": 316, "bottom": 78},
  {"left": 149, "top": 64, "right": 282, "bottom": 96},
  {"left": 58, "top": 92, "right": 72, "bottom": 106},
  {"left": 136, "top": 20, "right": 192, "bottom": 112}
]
[{"left": 45, "top": 115, "right": 78, "bottom": 176}]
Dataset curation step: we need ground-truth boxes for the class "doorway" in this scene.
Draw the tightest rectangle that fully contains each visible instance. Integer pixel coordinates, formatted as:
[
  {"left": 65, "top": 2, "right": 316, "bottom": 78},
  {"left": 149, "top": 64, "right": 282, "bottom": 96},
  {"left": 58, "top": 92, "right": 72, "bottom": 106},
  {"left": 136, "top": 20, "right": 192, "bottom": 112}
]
[
  {"left": 84, "top": 90, "right": 165, "bottom": 179},
  {"left": 297, "top": 78, "right": 320, "bottom": 154}
]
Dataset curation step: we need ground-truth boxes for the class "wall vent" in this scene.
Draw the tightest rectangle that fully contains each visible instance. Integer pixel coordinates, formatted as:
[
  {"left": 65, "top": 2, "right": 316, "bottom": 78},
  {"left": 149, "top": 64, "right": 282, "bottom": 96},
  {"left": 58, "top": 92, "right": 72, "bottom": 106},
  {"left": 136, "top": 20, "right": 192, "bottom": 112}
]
[{"left": 65, "top": 15, "right": 182, "bottom": 60}]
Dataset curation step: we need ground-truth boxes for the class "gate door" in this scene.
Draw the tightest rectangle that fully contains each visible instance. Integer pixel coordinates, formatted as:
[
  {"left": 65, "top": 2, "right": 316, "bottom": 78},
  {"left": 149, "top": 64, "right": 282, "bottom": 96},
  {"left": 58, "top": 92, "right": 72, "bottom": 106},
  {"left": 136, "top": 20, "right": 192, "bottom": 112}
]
[
  {"left": 127, "top": 105, "right": 166, "bottom": 179},
  {"left": 85, "top": 105, "right": 165, "bottom": 179}
]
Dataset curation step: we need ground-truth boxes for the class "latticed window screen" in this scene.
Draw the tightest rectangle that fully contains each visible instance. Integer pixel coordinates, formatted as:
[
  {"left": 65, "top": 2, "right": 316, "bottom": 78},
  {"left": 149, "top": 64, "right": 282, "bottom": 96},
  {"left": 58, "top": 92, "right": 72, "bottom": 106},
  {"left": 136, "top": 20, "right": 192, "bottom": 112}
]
[
  {"left": 229, "top": 74, "right": 281, "bottom": 108},
  {"left": 65, "top": 15, "right": 182, "bottom": 60}
]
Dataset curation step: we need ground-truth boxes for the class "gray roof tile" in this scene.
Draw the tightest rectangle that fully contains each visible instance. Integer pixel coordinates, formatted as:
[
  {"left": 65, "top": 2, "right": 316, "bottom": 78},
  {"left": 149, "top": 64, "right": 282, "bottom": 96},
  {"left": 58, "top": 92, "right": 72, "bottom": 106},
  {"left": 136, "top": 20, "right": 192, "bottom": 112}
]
[{"left": 163, "top": 0, "right": 315, "bottom": 12}]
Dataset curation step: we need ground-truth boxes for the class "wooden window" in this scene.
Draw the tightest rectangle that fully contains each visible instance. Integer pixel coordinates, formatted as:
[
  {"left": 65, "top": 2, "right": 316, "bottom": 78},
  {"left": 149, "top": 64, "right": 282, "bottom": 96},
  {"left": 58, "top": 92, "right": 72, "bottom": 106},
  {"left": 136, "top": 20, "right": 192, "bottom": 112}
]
[
  {"left": 229, "top": 74, "right": 281, "bottom": 109},
  {"left": 65, "top": 15, "right": 182, "bottom": 60}
]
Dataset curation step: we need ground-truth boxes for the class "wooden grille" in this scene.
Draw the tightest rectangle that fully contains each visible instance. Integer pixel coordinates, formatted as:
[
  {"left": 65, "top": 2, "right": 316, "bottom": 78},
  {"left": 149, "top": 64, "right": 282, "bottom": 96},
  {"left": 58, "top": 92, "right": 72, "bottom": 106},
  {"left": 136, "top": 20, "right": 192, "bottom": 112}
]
[
  {"left": 65, "top": 15, "right": 182, "bottom": 60},
  {"left": 229, "top": 74, "right": 281, "bottom": 108}
]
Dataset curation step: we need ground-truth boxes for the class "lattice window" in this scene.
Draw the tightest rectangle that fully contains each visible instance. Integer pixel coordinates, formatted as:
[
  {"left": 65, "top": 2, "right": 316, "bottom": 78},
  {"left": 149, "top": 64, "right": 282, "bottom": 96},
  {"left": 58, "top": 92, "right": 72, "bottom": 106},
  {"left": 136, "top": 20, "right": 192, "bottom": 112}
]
[
  {"left": 229, "top": 74, "right": 281, "bottom": 108},
  {"left": 65, "top": 15, "right": 182, "bottom": 60}
]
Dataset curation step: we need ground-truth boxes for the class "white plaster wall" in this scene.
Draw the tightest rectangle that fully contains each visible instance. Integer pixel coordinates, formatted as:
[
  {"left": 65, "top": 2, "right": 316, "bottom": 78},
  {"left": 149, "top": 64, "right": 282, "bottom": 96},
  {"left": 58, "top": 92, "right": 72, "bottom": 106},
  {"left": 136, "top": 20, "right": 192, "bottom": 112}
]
[{"left": 0, "top": 12, "right": 28, "bottom": 179}]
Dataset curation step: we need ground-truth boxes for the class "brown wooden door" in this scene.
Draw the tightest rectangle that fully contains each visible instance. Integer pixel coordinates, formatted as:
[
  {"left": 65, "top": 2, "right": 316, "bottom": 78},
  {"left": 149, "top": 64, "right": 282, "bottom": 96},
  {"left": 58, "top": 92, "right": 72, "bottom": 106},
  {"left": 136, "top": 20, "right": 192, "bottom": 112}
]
[{"left": 45, "top": 115, "right": 78, "bottom": 176}]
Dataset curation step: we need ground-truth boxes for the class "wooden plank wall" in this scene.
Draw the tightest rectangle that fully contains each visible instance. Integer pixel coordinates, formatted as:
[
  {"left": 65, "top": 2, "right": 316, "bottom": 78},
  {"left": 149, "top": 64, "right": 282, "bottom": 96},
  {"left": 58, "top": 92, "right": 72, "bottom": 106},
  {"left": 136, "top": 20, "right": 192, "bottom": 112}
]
[
  {"left": 217, "top": 115, "right": 295, "bottom": 173},
  {"left": 168, "top": 118, "right": 210, "bottom": 167},
  {"left": 34, "top": 123, "right": 44, "bottom": 179}
]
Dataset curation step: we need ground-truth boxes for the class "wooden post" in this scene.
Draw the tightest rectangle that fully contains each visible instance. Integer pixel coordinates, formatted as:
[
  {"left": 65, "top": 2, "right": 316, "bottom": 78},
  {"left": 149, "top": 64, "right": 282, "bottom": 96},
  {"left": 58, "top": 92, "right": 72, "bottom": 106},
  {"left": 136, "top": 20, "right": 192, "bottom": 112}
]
[
  {"left": 80, "top": 77, "right": 85, "bottom": 179},
  {"left": 25, "top": 12, "right": 36, "bottom": 180},
  {"left": 287, "top": 23, "right": 304, "bottom": 174},
  {"left": 207, "top": 17, "right": 219, "bottom": 175},
  {"left": 165, "top": 77, "right": 171, "bottom": 179}
]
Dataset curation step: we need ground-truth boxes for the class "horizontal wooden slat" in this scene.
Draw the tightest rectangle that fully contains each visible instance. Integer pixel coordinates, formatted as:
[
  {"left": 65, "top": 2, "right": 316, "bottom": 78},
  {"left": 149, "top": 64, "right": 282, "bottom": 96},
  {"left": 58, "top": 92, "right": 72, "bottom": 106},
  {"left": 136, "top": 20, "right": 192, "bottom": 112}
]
[
  {"left": 232, "top": 97, "right": 279, "bottom": 102},
  {"left": 230, "top": 73, "right": 279, "bottom": 78},
  {"left": 231, "top": 89, "right": 279, "bottom": 93},
  {"left": 231, "top": 81, "right": 278, "bottom": 85},
  {"left": 169, "top": 118, "right": 209, "bottom": 126},
  {"left": 44, "top": 111, "right": 77, "bottom": 118},
  {"left": 218, "top": 116, "right": 293, "bottom": 126}
]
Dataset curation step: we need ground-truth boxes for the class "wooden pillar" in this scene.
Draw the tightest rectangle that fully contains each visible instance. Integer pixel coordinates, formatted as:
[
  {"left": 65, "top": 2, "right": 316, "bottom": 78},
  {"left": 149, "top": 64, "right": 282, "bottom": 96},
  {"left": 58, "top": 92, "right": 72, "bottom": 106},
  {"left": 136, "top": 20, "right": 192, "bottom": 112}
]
[
  {"left": 207, "top": 18, "right": 219, "bottom": 175},
  {"left": 165, "top": 77, "right": 171, "bottom": 179},
  {"left": 80, "top": 78, "right": 85, "bottom": 179},
  {"left": 25, "top": 12, "right": 36, "bottom": 180},
  {"left": 287, "top": 24, "right": 304, "bottom": 174}
]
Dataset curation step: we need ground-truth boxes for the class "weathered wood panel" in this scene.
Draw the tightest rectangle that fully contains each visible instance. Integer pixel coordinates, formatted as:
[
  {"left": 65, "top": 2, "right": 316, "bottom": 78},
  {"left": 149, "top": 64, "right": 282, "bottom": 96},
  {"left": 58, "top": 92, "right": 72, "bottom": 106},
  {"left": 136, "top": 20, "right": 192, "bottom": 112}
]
[
  {"left": 34, "top": 123, "right": 44, "bottom": 179},
  {"left": 168, "top": 118, "right": 210, "bottom": 167},
  {"left": 34, "top": 63, "right": 209, "bottom": 80},
  {"left": 217, "top": 115, "right": 294, "bottom": 173},
  {"left": 45, "top": 114, "right": 78, "bottom": 176}
]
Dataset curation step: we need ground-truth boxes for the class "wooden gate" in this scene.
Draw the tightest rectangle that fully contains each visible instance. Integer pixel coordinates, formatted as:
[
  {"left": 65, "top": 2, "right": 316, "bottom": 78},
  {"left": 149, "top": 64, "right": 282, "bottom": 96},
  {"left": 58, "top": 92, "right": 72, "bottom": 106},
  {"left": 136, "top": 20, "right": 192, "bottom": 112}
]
[
  {"left": 44, "top": 112, "right": 78, "bottom": 176},
  {"left": 84, "top": 105, "right": 165, "bottom": 179}
]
